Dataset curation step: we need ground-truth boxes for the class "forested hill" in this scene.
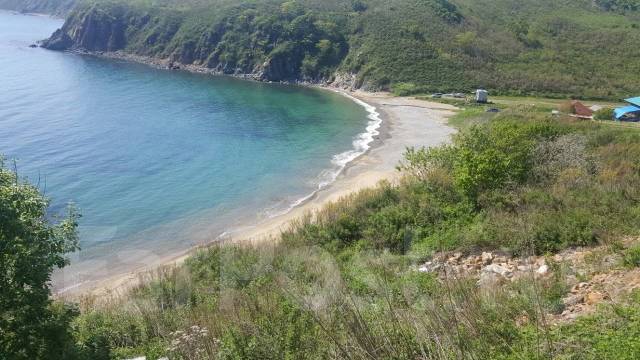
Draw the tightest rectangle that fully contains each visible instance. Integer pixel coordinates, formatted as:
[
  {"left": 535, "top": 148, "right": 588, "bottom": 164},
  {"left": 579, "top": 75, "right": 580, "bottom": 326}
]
[
  {"left": 42, "top": 0, "right": 640, "bottom": 99},
  {"left": 0, "top": 0, "right": 76, "bottom": 15}
]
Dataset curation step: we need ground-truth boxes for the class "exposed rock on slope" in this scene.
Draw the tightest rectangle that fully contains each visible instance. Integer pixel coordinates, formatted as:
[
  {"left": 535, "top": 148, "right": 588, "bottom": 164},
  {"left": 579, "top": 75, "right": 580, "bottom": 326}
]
[
  {"left": 43, "top": 5, "right": 125, "bottom": 51},
  {"left": 418, "top": 239, "right": 640, "bottom": 323}
]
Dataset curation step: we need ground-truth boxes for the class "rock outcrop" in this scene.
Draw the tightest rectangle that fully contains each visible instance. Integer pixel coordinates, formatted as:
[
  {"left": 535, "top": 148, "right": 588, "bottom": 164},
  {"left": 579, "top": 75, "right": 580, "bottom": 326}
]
[
  {"left": 42, "top": 5, "right": 126, "bottom": 51},
  {"left": 41, "top": 2, "right": 347, "bottom": 83},
  {"left": 417, "top": 239, "right": 640, "bottom": 323},
  {"left": 418, "top": 250, "right": 549, "bottom": 285}
]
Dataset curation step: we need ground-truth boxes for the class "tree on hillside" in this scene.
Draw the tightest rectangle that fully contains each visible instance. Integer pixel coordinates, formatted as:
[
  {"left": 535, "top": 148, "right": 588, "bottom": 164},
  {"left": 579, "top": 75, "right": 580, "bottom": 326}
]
[{"left": 0, "top": 159, "right": 80, "bottom": 360}]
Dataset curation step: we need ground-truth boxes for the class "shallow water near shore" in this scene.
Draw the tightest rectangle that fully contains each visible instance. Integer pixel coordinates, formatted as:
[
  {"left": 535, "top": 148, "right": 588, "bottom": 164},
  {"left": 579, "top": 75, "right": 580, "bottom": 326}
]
[{"left": 0, "top": 11, "right": 371, "bottom": 291}]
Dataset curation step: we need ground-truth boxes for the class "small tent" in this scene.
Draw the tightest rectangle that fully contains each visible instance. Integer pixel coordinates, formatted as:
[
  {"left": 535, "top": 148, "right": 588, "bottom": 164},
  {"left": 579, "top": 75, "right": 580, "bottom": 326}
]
[
  {"left": 614, "top": 97, "right": 640, "bottom": 122},
  {"left": 614, "top": 106, "right": 640, "bottom": 122},
  {"left": 625, "top": 97, "right": 640, "bottom": 107}
]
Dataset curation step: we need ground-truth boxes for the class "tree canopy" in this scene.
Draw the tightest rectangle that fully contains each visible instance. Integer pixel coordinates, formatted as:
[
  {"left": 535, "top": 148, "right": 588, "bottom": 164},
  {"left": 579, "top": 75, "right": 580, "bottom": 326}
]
[{"left": 0, "top": 159, "right": 79, "bottom": 360}]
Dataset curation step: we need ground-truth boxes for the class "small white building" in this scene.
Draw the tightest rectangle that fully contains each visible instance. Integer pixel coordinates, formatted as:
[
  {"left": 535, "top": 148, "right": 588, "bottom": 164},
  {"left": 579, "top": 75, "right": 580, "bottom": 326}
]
[{"left": 475, "top": 89, "right": 488, "bottom": 103}]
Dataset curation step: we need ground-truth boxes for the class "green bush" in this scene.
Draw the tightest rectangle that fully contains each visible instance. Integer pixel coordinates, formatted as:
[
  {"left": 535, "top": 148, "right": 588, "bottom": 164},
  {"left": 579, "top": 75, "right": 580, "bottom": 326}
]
[
  {"left": 390, "top": 82, "right": 420, "bottom": 96},
  {"left": 595, "top": 107, "right": 615, "bottom": 121},
  {"left": 0, "top": 160, "right": 80, "bottom": 360},
  {"left": 623, "top": 245, "right": 640, "bottom": 268},
  {"left": 549, "top": 301, "right": 640, "bottom": 359}
]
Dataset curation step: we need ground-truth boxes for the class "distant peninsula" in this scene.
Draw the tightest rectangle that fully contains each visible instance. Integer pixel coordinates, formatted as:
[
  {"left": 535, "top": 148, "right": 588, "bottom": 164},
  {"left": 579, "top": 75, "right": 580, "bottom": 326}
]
[{"left": 33, "top": 0, "right": 640, "bottom": 100}]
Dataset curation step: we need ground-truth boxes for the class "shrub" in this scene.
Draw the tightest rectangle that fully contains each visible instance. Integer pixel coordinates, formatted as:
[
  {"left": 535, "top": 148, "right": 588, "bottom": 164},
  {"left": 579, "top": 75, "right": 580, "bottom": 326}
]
[
  {"left": 391, "top": 82, "right": 420, "bottom": 96},
  {"left": 451, "top": 120, "right": 552, "bottom": 202},
  {"left": 532, "top": 134, "right": 592, "bottom": 183},
  {"left": 623, "top": 245, "right": 640, "bottom": 268},
  {"left": 0, "top": 160, "right": 80, "bottom": 360},
  {"left": 594, "top": 107, "right": 615, "bottom": 121},
  {"left": 351, "top": 0, "right": 367, "bottom": 12}
]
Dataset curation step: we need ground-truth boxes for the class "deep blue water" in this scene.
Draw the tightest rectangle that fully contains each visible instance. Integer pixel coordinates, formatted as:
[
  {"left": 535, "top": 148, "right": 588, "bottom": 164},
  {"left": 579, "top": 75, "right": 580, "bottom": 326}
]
[{"left": 0, "top": 11, "right": 370, "bottom": 287}]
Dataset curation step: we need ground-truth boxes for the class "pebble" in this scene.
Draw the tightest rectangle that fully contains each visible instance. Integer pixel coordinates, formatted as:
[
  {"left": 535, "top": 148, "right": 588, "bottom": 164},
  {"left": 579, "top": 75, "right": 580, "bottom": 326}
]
[
  {"left": 482, "top": 264, "right": 512, "bottom": 277},
  {"left": 481, "top": 252, "right": 493, "bottom": 264},
  {"left": 563, "top": 294, "right": 584, "bottom": 307},
  {"left": 585, "top": 291, "right": 606, "bottom": 305},
  {"left": 536, "top": 264, "right": 549, "bottom": 275}
]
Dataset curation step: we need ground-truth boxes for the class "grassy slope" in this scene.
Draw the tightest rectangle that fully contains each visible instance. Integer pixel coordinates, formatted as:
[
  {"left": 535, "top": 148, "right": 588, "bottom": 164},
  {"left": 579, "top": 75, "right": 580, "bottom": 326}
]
[
  {"left": 0, "top": 0, "right": 77, "bottom": 15},
  {"left": 64, "top": 101, "right": 640, "bottom": 359},
  {"left": 49, "top": 0, "right": 640, "bottom": 99}
]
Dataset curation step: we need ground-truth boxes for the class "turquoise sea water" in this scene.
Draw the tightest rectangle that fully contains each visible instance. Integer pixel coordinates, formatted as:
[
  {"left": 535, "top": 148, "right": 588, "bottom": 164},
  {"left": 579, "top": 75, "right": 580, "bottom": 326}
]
[{"left": 0, "top": 11, "right": 372, "bottom": 289}]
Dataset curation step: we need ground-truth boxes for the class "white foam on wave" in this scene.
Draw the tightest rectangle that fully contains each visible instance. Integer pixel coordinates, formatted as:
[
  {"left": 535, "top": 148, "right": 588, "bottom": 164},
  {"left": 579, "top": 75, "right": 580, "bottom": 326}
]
[{"left": 265, "top": 90, "right": 382, "bottom": 218}]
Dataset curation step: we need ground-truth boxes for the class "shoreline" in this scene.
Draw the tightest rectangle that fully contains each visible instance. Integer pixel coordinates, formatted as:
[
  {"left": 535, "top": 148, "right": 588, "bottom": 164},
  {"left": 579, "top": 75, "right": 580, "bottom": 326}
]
[
  {"left": 219, "top": 91, "right": 454, "bottom": 243},
  {"left": 51, "top": 50, "right": 459, "bottom": 299}
]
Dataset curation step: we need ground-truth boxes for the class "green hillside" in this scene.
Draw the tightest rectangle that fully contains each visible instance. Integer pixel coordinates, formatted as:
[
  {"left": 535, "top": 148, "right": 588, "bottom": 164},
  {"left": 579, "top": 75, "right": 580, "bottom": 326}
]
[
  {"left": 0, "top": 0, "right": 76, "bottom": 15},
  {"left": 42, "top": 0, "right": 640, "bottom": 99}
]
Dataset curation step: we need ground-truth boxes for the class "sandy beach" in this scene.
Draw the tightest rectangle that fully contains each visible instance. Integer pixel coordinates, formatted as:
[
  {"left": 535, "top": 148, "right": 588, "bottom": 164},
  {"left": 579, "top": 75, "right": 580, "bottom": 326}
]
[
  {"left": 228, "top": 91, "right": 458, "bottom": 242},
  {"left": 57, "top": 90, "right": 458, "bottom": 299}
]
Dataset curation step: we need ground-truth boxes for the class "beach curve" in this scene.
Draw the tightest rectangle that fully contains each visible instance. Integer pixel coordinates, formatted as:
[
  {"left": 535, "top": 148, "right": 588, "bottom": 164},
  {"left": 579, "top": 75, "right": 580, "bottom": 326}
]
[{"left": 56, "top": 90, "right": 458, "bottom": 299}]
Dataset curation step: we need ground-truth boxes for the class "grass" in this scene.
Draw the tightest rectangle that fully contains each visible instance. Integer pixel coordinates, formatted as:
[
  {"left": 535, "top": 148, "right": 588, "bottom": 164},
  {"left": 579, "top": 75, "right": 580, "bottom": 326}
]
[
  {"left": 623, "top": 245, "right": 640, "bottom": 268},
  {"left": 50, "top": 99, "right": 640, "bottom": 359},
  {"left": 491, "top": 96, "right": 625, "bottom": 109},
  {"left": 594, "top": 119, "right": 640, "bottom": 129}
]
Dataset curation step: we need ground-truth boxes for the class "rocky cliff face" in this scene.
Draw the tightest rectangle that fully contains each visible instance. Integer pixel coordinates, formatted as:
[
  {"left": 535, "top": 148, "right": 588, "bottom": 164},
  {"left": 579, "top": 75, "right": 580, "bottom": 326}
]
[
  {"left": 42, "top": 5, "right": 126, "bottom": 51},
  {"left": 42, "top": 2, "right": 349, "bottom": 83}
]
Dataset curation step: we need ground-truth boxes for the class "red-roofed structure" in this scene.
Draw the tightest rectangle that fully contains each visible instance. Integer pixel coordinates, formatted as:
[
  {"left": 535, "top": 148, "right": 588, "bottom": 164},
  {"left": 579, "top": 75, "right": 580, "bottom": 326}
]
[{"left": 571, "top": 101, "right": 593, "bottom": 119}]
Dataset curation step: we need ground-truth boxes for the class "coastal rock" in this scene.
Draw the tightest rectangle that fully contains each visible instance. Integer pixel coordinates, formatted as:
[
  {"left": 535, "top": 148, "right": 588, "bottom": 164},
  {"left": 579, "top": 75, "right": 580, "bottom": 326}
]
[
  {"left": 42, "top": 6, "right": 127, "bottom": 51},
  {"left": 482, "top": 264, "right": 512, "bottom": 278},
  {"left": 260, "top": 53, "right": 300, "bottom": 82},
  {"left": 331, "top": 73, "right": 358, "bottom": 90},
  {"left": 42, "top": 28, "right": 73, "bottom": 50}
]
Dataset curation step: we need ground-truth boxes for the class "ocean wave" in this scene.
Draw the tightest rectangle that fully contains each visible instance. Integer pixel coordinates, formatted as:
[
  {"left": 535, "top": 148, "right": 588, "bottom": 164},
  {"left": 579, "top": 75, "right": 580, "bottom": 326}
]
[{"left": 264, "top": 91, "right": 382, "bottom": 219}]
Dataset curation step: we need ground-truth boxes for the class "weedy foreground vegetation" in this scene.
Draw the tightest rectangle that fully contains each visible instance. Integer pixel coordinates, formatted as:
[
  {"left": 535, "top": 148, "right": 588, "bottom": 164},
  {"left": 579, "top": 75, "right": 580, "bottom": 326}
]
[{"left": 5, "top": 101, "right": 640, "bottom": 359}]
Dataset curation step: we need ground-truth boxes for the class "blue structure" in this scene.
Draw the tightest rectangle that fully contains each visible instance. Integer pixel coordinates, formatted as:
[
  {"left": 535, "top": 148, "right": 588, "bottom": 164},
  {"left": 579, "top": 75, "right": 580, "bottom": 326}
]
[
  {"left": 614, "top": 97, "right": 640, "bottom": 121},
  {"left": 625, "top": 97, "right": 640, "bottom": 107}
]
